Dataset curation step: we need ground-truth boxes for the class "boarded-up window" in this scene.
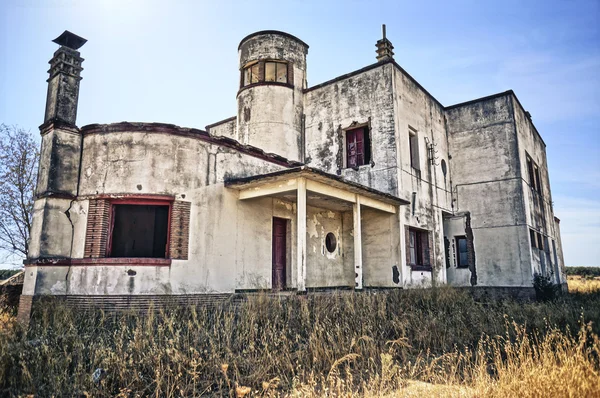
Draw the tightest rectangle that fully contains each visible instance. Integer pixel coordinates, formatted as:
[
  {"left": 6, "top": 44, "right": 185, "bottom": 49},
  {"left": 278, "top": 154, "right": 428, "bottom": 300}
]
[
  {"left": 455, "top": 236, "right": 469, "bottom": 268},
  {"left": 346, "top": 127, "right": 371, "bottom": 168},
  {"left": 407, "top": 227, "right": 431, "bottom": 269}
]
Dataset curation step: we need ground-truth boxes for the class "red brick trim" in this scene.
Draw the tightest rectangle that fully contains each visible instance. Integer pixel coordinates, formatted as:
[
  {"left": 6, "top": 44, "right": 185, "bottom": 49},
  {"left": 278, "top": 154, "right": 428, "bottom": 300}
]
[
  {"left": 17, "top": 295, "right": 33, "bottom": 325},
  {"left": 81, "top": 193, "right": 175, "bottom": 201},
  {"left": 169, "top": 201, "right": 191, "bottom": 260},
  {"left": 84, "top": 199, "right": 111, "bottom": 257}
]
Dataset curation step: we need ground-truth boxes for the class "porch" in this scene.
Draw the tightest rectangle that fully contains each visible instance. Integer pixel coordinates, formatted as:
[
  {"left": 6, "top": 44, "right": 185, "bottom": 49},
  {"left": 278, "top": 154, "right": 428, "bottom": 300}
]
[{"left": 225, "top": 166, "right": 410, "bottom": 291}]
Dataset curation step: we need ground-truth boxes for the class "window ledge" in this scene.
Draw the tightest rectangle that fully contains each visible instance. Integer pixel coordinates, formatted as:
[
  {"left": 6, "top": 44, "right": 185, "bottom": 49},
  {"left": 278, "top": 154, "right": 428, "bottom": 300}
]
[
  {"left": 410, "top": 265, "right": 432, "bottom": 272},
  {"left": 25, "top": 258, "right": 172, "bottom": 267},
  {"left": 237, "top": 81, "right": 293, "bottom": 96}
]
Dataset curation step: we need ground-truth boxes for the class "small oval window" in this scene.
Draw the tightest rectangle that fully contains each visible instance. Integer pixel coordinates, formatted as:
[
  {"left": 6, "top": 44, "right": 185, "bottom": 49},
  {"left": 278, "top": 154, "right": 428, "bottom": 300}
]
[
  {"left": 325, "top": 232, "right": 337, "bottom": 253},
  {"left": 441, "top": 159, "right": 447, "bottom": 176}
]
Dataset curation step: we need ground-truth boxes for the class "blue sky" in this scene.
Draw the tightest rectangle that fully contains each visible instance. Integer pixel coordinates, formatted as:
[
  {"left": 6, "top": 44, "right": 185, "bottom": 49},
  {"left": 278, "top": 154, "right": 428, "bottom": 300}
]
[{"left": 0, "top": 0, "right": 598, "bottom": 267}]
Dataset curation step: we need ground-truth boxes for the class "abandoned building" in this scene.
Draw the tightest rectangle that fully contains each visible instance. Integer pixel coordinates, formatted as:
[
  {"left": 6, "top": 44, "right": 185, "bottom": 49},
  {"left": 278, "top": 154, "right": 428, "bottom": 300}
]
[{"left": 18, "top": 28, "right": 566, "bottom": 319}]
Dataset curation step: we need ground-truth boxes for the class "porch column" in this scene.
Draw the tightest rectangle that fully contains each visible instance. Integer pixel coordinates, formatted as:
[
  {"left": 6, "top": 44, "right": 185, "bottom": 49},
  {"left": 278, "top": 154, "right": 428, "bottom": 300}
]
[
  {"left": 297, "top": 178, "right": 307, "bottom": 291},
  {"left": 353, "top": 195, "right": 363, "bottom": 289}
]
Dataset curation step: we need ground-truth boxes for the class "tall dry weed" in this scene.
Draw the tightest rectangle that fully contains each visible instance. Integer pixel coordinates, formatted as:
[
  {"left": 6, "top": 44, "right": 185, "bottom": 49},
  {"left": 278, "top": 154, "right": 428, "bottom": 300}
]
[{"left": 0, "top": 287, "right": 599, "bottom": 397}]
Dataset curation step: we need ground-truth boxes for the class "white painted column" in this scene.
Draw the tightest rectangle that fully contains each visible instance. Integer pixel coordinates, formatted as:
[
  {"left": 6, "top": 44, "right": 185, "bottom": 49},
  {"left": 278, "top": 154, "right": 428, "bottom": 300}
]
[
  {"left": 353, "top": 195, "right": 363, "bottom": 289},
  {"left": 297, "top": 178, "right": 307, "bottom": 292}
]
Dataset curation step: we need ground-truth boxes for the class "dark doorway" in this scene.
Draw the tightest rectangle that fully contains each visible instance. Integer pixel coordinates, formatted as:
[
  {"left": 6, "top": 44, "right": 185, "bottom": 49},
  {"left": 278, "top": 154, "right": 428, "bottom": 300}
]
[
  {"left": 110, "top": 204, "right": 169, "bottom": 258},
  {"left": 272, "top": 217, "right": 287, "bottom": 290}
]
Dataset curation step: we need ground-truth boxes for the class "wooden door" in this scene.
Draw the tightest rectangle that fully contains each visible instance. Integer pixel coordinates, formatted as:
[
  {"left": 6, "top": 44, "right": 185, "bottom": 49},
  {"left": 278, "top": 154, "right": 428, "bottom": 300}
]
[{"left": 272, "top": 218, "right": 287, "bottom": 290}]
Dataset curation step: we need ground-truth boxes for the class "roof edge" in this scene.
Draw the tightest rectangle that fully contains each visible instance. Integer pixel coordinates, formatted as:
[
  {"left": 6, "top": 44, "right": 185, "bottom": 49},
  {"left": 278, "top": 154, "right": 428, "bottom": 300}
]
[
  {"left": 80, "top": 122, "right": 303, "bottom": 168},
  {"left": 225, "top": 165, "right": 410, "bottom": 206},
  {"left": 304, "top": 59, "right": 445, "bottom": 109},
  {"left": 446, "top": 90, "right": 546, "bottom": 147},
  {"left": 205, "top": 116, "right": 236, "bottom": 131},
  {"left": 238, "top": 30, "right": 309, "bottom": 50}
]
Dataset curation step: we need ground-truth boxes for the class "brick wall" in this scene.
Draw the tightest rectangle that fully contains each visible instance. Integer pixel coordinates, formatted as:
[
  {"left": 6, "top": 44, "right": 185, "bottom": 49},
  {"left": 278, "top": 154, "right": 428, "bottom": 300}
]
[
  {"left": 84, "top": 199, "right": 111, "bottom": 257},
  {"left": 17, "top": 294, "right": 33, "bottom": 325},
  {"left": 169, "top": 201, "right": 191, "bottom": 260}
]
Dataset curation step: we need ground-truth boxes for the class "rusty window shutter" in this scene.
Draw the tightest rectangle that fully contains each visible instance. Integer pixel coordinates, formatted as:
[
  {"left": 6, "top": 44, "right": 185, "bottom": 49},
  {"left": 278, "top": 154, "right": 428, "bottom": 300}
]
[
  {"left": 84, "top": 199, "right": 111, "bottom": 257},
  {"left": 346, "top": 129, "right": 357, "bottom": 167},
  {"left": 169, "top": 201, "right": 191, "bottom": 260}
]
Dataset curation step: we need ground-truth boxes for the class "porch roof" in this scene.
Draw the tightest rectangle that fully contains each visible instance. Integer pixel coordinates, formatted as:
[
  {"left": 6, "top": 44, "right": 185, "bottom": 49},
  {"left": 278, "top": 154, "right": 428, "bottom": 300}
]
[{"left": 224, "top": 166, "right": 409, "bottom": 213}]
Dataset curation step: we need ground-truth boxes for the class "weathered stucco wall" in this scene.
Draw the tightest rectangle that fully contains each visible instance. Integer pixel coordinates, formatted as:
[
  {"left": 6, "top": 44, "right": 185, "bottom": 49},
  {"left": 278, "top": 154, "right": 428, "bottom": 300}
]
[
  {"left": 361, "top": 208, "right": 401, "bottom": 287},
  {"left": 446, "top": 94, "right": 531, "bottom": 287},
  {"left": 304, "top": 63, "right": 398, "bottom": 196},
  {"left": 512, "top": 96, "right": 566, "bottom": 284},
  {"left": 443, "top": 214, "right": 470, "bottom": 286},
  {"left": 392, "top": 66, "right": 450, "bottom": 287},
  {"left": 206, "top": 117, "right": 236, "bottom": 140},
  {"left": 237, "top": 32, "right": 307, "bottom": 162}
]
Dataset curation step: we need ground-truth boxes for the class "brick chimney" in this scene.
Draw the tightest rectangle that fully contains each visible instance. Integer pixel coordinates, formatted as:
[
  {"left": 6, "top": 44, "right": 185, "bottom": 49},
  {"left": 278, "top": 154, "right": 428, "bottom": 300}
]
[
  {"left": 44, "top": 30, "right": 87, "bottom": 126},
  {"left": 375, "top": 24, "right": 394, "bottom": 62}
]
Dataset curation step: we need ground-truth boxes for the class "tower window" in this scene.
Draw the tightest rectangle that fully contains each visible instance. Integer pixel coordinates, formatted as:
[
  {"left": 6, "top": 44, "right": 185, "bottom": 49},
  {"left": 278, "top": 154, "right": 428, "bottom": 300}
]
[
  {"left": 345, "top": 126, "right": 371, "bottom": 168},
  {"left": 243, "top": 62, "right": 260, "bottom": 86},
  {"left": 265, "top": 61, "right": 287, "bottom": 83},
  {"left": 241, "top": 60, "right": 290, "bottom": 88}
]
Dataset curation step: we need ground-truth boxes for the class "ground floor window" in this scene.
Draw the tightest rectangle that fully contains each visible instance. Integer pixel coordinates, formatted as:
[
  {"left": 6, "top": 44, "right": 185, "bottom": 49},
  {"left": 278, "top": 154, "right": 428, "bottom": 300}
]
[
  {"left": 84, "top": 197, "right": 191, "bottom": 261},
  {"left": 109, "top": 204, "right": 170, "bottom": 258},
  {"left": 455, "top": 236, "right": 469, "bottom": 268},
  {"left": 408, "top": 227, "right": 431, "bottom": 270}
]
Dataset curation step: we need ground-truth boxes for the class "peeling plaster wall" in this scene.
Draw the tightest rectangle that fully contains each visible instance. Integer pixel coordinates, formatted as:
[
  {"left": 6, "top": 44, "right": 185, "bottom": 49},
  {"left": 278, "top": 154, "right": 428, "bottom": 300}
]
[
  {"left": 512, "top": 97, "right": 566, "bottom": 284},
  {"left": 206, "top": 118, "right": 237, "bottom": 141},
  {"left": 446, "top": 94, "right": 532, "bottom": 287},
  {"left": 31, "top": 130, "right": 291, "bottom": 295},
  {"left": 361, "top": 208, "right": 401, "bottom": 287},
  {"left": 392, "top": 67, "right": 450, "bottom": 287},
  {"left": 305, "top": 207, "right": 352, "bottom": 288},
  {"left": 304, "top": 64, "right": 398, "bottom": 196}
]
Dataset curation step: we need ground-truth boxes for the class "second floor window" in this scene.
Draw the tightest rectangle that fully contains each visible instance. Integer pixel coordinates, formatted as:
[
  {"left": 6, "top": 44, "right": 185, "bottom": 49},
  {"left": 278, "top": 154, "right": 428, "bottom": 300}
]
[
  {"left": 526, "top": 154, "right": 542, "bottom": 194},
  {"left": 265, "top": 61, "right": 287, "bottom": 83},
  {"left": 346, "top": 126, "right": 371, "bottom": 168},
  {"left": 241, "top": 60, "right": 289, "bottom": 88}
]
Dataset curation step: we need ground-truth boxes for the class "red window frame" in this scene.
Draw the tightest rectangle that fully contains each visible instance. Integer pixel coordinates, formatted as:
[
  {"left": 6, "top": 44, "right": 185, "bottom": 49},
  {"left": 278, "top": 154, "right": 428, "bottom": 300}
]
[
  {"left": 346, "top": 127, "right": 370, "bottom": 168},
  {"left": 106, "top": 198, "right": 173, "bottom": 258}
]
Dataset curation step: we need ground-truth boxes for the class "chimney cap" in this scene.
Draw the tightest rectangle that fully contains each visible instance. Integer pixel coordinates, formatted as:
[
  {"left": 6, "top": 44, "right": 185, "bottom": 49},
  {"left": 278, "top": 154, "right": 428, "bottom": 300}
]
[{"left": 52, "top": 30, "right": 87, "bottom": 50}]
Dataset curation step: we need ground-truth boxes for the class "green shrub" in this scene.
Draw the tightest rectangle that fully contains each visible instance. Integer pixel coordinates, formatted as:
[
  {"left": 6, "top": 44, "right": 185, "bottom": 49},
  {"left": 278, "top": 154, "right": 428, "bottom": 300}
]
[{"left": 565, "top": 267, "right": 600, "bottom": 277}]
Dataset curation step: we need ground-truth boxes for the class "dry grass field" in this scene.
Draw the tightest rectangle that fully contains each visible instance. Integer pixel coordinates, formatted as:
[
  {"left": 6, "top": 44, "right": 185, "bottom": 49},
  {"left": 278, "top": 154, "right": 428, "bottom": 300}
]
[
  {"left": 568, "top": 275, "right": 600, "bottom": 294},
  {"left": 1, "top": 280, "right": 599, "bottom": 397}
]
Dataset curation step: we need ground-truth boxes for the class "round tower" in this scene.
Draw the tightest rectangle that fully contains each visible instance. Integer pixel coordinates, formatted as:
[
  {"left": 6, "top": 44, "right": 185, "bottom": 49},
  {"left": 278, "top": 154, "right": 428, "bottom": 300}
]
[{"left": 236, "top": 31, "right": 309, "bottom": 162}]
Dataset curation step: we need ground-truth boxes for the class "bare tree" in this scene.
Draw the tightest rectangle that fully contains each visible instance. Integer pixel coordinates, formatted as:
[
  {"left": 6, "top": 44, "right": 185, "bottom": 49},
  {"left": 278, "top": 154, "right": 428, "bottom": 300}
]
[{"left": 0, "top": 124, "right": 39, "bottom": 260}]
